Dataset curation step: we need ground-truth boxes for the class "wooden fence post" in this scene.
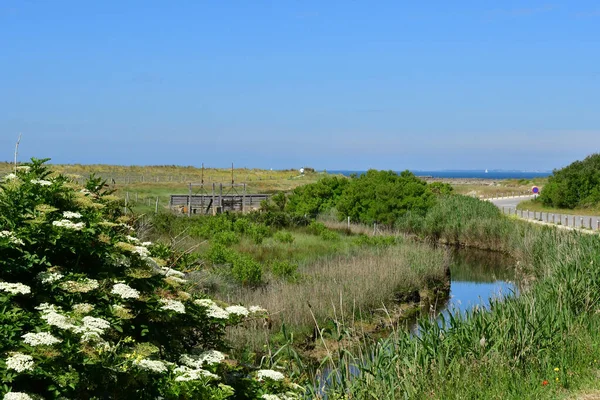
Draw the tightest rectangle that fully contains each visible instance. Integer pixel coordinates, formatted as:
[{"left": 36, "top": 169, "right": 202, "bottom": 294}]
[{"left": 155, "top": 197, "right": 159, "bottom": 213}]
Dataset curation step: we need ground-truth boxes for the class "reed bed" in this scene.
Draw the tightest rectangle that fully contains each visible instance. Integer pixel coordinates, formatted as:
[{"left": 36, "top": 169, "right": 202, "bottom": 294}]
[{"left": 315, "top": 206, "right": 600, "bottom": 399}]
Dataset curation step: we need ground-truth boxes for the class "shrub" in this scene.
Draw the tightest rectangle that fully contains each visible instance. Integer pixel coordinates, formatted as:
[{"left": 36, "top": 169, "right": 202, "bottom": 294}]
[
  {"left": 230, "top": 254, "right": 263, "bottom": 286},
  {"left": 273, "top": 231, "right": 295, "bottom": 244},
  {"left": 540, "top": 153, "right": 600, "bottom": 209},
  {"left": 336, "top": 170, "right": 436, "bottom": 226},
  {"left": 213, "top": 230, "right": 241, "bottom": 246},
  {"left": 285, "top": 176, "right": 349, "bottom": 217},
  {"left": 0, "top": 160, "right": 299, "bottom": 399},
  {"left": 270, "top": 260, "right": 299, "bottom": 280}
]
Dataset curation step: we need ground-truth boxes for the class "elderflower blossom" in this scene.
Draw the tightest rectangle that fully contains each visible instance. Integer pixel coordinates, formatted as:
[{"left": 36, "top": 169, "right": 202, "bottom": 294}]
[
  {"left": 39, "top": 307, "right": 76, "bottom": 331},
  {"left": 111, "top": 283, "right": 140, "bottom": 299},
  {"left": 16, "top": 165, "right": 31, "bottom": 172},
  {"left": 160, "top": 299, "right": 186, "bottom": 314},
  {"left": 62, "top": 211, "right": 82, "bottom": 219},
  {"left": 22, "top": 332, "right": 62, "bottom": 346},
  {"left": 4, "top": 392, "right": 35, "bottom": 400},
  {"left": 30, "top": 179, "right": 52, "bottom": 186},
  {"left": 141, "top": 241, "right": 152, "bottom": 247},
  {"left": 59, "top": 278, "right": 99, "bottom": 293},
  {"left": 0, "top": 282, "right": 31, "bottom": 295},
  {"left": 173, "top": 365, "right": 219, "bottom": 381},
  {"left": 52, "top": 219, "right": 85, "bottom": 230},
  {"left": 134, "top": 359, "right": 168, "bottom": 373},
  {"left": 256, "top": 369, "right": 285, "bottom": 382},
  {"left": 195, "top": 299, "right": 230, "bottom": 319},
  {"left": 3, "top": 173, "right": 18, "bottom": 181},
  {"left": 73, "top": 316, "right": 111, "bottom": 342},
  {"left": 261, "top": 395, "right": 281, "bottom": 400},
  {"left": 180, "top": 351, "right": 225, "bottom": 368},
  {"left": 162, "top": 268, "right": 186, "bottom": 278},
  {"left": 126, "top": 235, "right": 140, "bottom": 243},
  {"left": 0, "top": 231, "right": 24, "bottom": 246},
  {"left": 133, "top": 246, "right": 150, "bottom": 258},
  {"left": 72, "top": 303, "right": 94, "bottom": 314},
  {"left": 225, "top": 305, "right": 249, "bottom": 317},
  {"left": 5, "top": 353, "right": 34, "bottom": 373},
  {"left": 38, "top": 271, "right": 64, "bottom": 284}
]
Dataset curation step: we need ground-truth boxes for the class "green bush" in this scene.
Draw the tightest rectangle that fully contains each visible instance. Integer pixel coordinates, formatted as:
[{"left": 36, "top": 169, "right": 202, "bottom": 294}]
[
  {"left": 273, "top": 231, "right": 295, "bottom": 244},
  {"left": 270, "top": 260, "right": 298, "bottom": 280},
  {"left": 540, "top": 153, "right": 600, "bottom": 209},
  {"left": 230, "top": 254, "right": 263, "bottom": 286},
  {"left": 213, "top": 231, "right": 241, "bottom": 246},
  {"left": 285, "top": 176, "right": 349, "bottom": 217},
  {"left": 336, "top": 170, "right": 436, "bottom": 226},
  {"left": 0, "top": 160, "right": 299, "bottom": 399}
]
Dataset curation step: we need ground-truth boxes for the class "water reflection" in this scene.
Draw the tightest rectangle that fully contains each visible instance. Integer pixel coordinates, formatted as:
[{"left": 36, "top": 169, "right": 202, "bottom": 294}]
[{"left": 434, "top": 248, "right": 516, "bottom": 322}]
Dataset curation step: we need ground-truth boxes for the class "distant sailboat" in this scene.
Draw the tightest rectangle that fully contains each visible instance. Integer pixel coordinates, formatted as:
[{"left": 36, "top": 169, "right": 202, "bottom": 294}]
[{"left": 485, "top": 169, "right": 489, "bottom": 174}]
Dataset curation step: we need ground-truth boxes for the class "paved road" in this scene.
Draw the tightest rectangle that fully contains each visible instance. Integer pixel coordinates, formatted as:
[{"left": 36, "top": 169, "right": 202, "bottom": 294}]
[
  {"left": 490, "top": 195, "right": 536, "bottom": 209},
  {"left": 488, "top": 195, "right": 600, "bottom": 231}
]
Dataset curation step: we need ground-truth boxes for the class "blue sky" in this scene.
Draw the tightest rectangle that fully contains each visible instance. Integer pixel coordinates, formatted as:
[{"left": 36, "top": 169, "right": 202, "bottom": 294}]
[{"left": 1, "top": 1, "right": 599, "bottom": 170}]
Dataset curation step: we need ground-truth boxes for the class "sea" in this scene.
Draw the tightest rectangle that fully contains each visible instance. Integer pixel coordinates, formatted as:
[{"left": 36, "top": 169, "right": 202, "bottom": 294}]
[{"left": 326, "top": 170, "right": 551, "bottom": 179}]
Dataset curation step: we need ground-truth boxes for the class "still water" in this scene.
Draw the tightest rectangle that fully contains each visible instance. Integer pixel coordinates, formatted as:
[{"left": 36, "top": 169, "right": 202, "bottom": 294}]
[{"left": 441, "top": 247, "right": 516, "bottom": 316}]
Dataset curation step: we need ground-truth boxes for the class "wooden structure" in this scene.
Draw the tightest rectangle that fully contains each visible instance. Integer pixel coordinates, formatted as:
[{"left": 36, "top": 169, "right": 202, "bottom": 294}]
[{"left": 169, "top": 183, "right": 269, "bottom": 215}]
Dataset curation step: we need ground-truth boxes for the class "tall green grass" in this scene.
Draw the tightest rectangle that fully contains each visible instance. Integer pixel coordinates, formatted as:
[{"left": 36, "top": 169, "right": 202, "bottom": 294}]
[{"left": 313, "top": 201, "right": 600, "bottom": 399}]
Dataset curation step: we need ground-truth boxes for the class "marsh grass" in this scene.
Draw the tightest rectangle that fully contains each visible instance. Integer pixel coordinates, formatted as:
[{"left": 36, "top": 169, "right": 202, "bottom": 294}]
[
  {"left": 214, "top": 244, "right": 447, "bottom": 358},
  {"left": 313, "top": 206, "right": 600, "bottom": 399}
]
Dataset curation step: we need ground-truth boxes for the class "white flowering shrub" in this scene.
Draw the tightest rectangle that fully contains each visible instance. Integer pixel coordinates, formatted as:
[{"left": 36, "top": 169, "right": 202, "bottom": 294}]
[{"left": 0, "top": 159, "right": 301, "bottom": 399}]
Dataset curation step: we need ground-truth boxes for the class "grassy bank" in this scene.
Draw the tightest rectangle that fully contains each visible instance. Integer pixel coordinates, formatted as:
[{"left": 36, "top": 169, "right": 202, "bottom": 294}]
[{"left": 313, "top": 200, "right": 600, "bottom": 399}]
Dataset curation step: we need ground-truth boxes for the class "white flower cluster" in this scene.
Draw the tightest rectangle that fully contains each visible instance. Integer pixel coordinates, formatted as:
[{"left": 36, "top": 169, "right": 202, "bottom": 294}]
[
  {"left": 38, "top": 271, "right": 64, "bottom": 284},
  {"left": 194, "top": 299, "right": 230, "bottom": 319},
  {"left": 160, "top": 299, "right": 186, "bottom": 314},
  {"left": 59, "top": 278, "right": 99, "bottom": 293},
  {"left": 133, "top": 246, "right": 150, "bottom": 258},
  {"left": 225, "top": 305, "right": 249, "bottom": 317},
  {"left": 126, "top": 235, "right": 140, "bottom": 243},
  {"left": 52, "top": 219, "right": 85, "bottom": 230},
  {"left": 0, "top": 230, "right": 24, "bottom": 246},
  {"left": 16, "top": 165, "right": 31, "bottom": 172},
  {"left": 256, "top": 369, "right": 285, "bottom": 381},
  {"left": 0, "top": 282, "right": 31, "bottom": 295},
  {"left": 141, "top": 241, "right": 152, "bottom": 247},
  {"left": 38, "top": 303, "right": 76, "bottom": 331},
  {"left": 173, "top": 365, "right": 219, "bottom": 381},
  {"left": 80, "top": 188, "right": 92, "bottom": 195},
  {"left": 3, "top": 173, "right": 18, "bottom": 181},
  {"left": 4, "top": 392, "right": 34, "bottom": 400},
  {"left": 37, "top": 303, "right": 111, "bottom": 342},
  {"left": 72, "top": 303, "right": 94, "bottom": 314},
  {"left": 163, "top": 268, "right": 185, "bottom": 278},
  {"left": 134, "top": 359, "right": 168, "bottom": 373},
  {"left": 73, "top": 316, "right": 111, "bottom": 343},
  {"left": 63, "top": 211, "right": 82, "bottom": 219},
  {"left": 119, "top": 223, "right": 135, "bottom": 231},
  {"left": 5, "top": 353, "right": 34, "bottom": 373},
  {"left": 30, "top": 179, "right": 52, "bottom": 186},
  {"left": 22, "top": 331, "right": 62, "bottom": 346},
  {"left": 111, "top": 283, "right": 140, "bottom": 299},
  {"left": 165, "top": 276, "right": 187, "bottom": 285},
  {"left": 180, "top": 350, "right": 226, "bottom": 369},
  {"left": 261, "top": 395, "right": 281, "bottom": 400}
]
